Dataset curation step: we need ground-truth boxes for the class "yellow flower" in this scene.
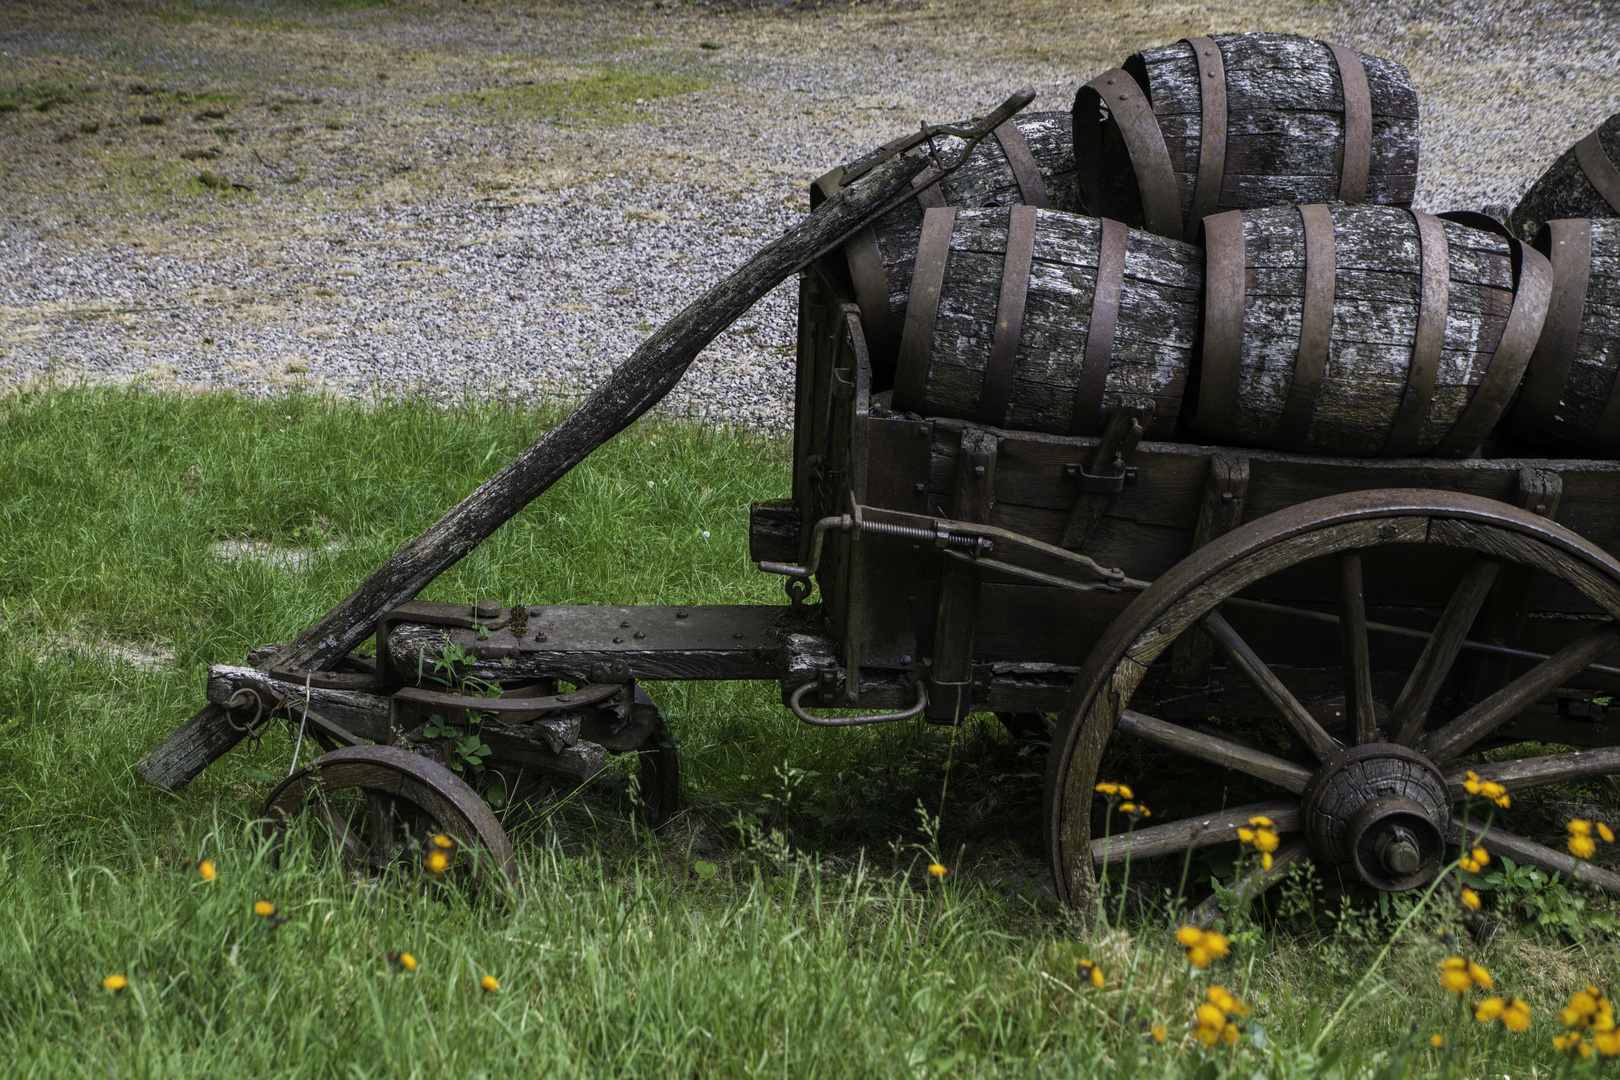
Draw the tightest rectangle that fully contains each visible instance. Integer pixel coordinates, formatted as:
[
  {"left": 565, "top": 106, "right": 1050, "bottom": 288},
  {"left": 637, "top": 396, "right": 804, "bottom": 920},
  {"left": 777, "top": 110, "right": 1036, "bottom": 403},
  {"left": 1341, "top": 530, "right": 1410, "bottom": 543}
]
[
  {"left": 1150, "top": 1023, "right": 1167, "bottom": 1045},
  {"left": 1459, "top": 846, "right": 1491, "bottom": 874},
  {"left": 1248, "top": 815, "right": 1274, "bottom": 828},
  {"left": 1439, "top": 957, "right": 1473, "bottom": 995},
  {"left": 1464, "top": 771, "right": 1483, "bottom": 795},
  {"left": 424, "top": 850, "right": 451, "bottom": 877},
  {"left": 1194, "top": 1002, "right": 1226, "bottom": 1045},
  {"left": 1467, "top": 960, "right": 1494, "bottom": 992},
  {"left": 1475, "top": 996, "right": 1505, "bottom": 1022},
  {"left": 1094, "top": 782, "right": 1118, "bottom": 796},
  {"left": 387, "top": 951, "right": 417, "bottom": 972},
  {"left": 1222, "top": 1021, "right": 1239, "bottom": 1045},
  {"left": 1207, "top": 985, "right": 1249, "bottom": 1017},
  {"left": 1076, "top": 959, "right": 1104, "bottom": 988},
  {"left": 480, "top": 974, "right": 499, "bottom": 993},
  {"left": 1203, "top": 932, "right": 1231, "bottom": 961},
  {"left": 1502, "top": 998, "right": 1532, "bottom": 1033},
  {"left": 1430, "top": 1033, "right": 1444, "bottom": 1048},
  {"left": 928, "top": 863, "right": 947, "bottom": 878},
  {"left": 1570, "top": 834, "right": 1598, "bottom": 859},
  {"left": 1461, "top": 887, "right": 1481, "bottom": 911},
  {"left": 1175, "top": 925, "right": 1204, "bottom": 948},
  {"left": 253, "top": 900, "right": 275, "bottom": 917},
  {"left": 1595, "top": 1029, "right": 1620, "bottom": 1057},
  {"left": 197, "top": 859, "right": 216, "bottom": 882},
  {"left": 1555, "top": 1032, "right": 1592, "bottom": 1057},
  {"left": 1600, "top": 823, "right": 1616, "bottom": 843},
  {"left": 431, "top": 833, "right": 457, "bottom": 850},
  {"left": 1570, "top": 819, "right": 1594, "bottom": 837},
  {"left": 102, "top": 974, "right": 128, "bottom": 993},
  {"left": 1260, "top": 852, "right": 1273, "bottom": 870}
]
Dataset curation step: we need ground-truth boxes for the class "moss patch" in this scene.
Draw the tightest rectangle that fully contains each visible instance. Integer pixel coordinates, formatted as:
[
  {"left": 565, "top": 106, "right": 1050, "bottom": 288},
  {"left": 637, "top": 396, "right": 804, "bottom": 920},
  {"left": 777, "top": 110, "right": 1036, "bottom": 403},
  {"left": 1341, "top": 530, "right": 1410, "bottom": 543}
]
[{"left": 433, "top": 63, "right": 714, "bottom": 128}]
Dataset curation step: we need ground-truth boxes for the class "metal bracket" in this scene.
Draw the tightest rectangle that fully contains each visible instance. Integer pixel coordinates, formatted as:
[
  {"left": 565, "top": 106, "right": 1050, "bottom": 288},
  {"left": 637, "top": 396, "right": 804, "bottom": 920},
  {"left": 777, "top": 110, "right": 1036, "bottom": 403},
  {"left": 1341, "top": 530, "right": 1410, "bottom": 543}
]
[
  {"left": 1060, "top": 404, "right": 1152, "bottom": 549},
  {"left": 589, "top": 657, "right": 633, "bottom": 684},
  {"left": 1063, "top": 463, "right": 1138, "bottom": 493}
]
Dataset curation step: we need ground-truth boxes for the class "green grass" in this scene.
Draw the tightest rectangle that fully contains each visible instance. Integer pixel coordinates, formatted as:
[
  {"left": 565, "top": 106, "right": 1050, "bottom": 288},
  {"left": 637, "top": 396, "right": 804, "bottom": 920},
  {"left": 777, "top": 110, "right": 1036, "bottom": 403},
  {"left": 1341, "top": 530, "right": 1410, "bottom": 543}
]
[
  {"left": 1, "top": 385, "right": 1618, "bottom": 1077},
  {"left": 433, "top": 64, "right": 715, "bottom": 128}
]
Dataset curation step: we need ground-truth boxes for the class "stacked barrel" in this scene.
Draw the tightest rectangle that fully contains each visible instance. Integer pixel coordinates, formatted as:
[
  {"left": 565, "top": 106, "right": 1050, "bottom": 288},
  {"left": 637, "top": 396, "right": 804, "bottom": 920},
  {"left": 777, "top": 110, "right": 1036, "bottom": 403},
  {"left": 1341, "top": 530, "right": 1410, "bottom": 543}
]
[{"left": 815, "top": 32, "right": 1620, "bottom": 460}]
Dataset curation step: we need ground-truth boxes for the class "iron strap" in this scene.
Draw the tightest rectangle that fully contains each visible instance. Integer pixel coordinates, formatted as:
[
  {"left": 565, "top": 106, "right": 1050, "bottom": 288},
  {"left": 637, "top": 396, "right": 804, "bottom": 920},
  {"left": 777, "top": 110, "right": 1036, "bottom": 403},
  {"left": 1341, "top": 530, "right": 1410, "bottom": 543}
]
[
  {"left": 1193, "top": 209, "right": 1247, "bottom": 438},
  {"left": 1274, "top": 204, "right": 1336, "bottom": 451},
  {"left": 1070, "top": 216, "right": 1127, "bottom": 435},
  {"left": 1087, "top": 68, "right": 1181, "bottom": 239},
  {"left": 892, "top": 205, "right": 958, "bottom": 413},
  {"left": 1382, "top": 211, "right": 1448, "bottom": 457},
  {"left": 1575, "top": 131, "right": 1620, "bottom": 214},
  {"left": 1182, "top": 36, "right": 1228, "bottom": 243},
  {"left": 844, "top": 226, "right": 895, "bottom": 360},
  {"left": 991, "top": 119, "right": 1050, "bottom": 208},
  {"left": 1327, "top": 43, "right": 1372, "bottom": 204},
  {"left": 1514, "top": 220, "right": 1595, "bottom": 440},
  {"left": 1434, "top": 230, "right": 1551, "bottom": 457},
  {"left": 979, "top": 205, "right": 1038, "bottom": 425},
  {"left": 912, "top": 169, "right": 948, "bottom": 209}
]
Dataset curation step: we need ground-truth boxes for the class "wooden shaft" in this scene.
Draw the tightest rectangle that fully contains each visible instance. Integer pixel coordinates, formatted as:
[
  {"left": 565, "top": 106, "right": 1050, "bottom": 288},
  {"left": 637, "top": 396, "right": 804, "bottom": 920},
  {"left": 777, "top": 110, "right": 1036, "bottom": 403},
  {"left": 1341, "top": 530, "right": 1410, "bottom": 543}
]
[
  {"left": 1091, "top": 798, "right": 1298, "bottom": 864},
  {"left": 1389, "top": 558, "right": 1501, "bottom": 746},
  {"left": 1337, "top": 551, "right": 1378, "bottom": 744},
  {"left": 1449, "top": 819, "right": 1620, "bottom": 893},
  {"left": 1117, "top": 708, "right": 1314, "bottom": 793},
  {"left": 134, "top": 91, "right": 1038, "bottom": 791},
  {"left": 1445, "top": 745, "right": 1620, "bottom": 796},
  {"left": 1200, "top": 611, "right": 1341, "bottom": 761},
  {"left": 1423, "top": 625, "right": 1620, "bottom": 765}
]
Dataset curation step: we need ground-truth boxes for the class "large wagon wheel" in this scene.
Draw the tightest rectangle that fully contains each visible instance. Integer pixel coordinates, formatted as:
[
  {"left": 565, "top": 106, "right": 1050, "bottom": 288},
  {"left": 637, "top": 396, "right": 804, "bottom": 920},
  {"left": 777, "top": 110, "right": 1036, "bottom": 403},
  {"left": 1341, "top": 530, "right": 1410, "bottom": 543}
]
[
  {"left": 1045, "top": 489, "right": 1620, "bottom": 921},
  {"left": 261, "top": 745, "right": 517, "bottom": 886}
]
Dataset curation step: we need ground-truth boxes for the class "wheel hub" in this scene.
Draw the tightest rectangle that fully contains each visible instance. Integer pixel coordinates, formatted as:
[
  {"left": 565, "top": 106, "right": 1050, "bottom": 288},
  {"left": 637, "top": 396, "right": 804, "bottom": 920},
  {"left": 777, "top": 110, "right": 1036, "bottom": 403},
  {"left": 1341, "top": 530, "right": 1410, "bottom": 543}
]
[{"left": 1300, "top": 744, "right": 1450, "bottom": 891}]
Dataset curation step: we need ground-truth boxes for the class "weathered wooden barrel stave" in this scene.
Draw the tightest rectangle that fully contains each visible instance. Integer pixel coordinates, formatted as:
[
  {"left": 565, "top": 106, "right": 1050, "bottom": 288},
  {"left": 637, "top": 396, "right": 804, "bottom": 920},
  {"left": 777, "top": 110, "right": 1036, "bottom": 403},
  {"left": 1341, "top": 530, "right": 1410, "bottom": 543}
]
[
  {"left": 813, "top": 112, "right": 1081, "bottom": 384},
  {"left": 1075, "top": 33, "right": 1419, "bottom": 243},
  {"left": 1505, "top": 218, "right": 1620, "bottom": 453},
  {"left": 1509, "top": 114, "right": 1620, "bottom": 243},
  {"left": 1190, "top": 204, "right": 1552, "bottom": 457},
  {"left": 889, "top": 205, "right": 1202, "bottom": 438}
]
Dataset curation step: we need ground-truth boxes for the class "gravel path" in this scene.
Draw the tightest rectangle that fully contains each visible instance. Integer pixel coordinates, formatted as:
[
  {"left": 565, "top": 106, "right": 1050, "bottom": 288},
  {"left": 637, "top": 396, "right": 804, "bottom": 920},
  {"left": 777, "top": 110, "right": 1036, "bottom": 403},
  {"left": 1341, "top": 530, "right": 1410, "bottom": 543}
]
[{"left": 0, "top": 0, "right": 1616, "bottom": 430}]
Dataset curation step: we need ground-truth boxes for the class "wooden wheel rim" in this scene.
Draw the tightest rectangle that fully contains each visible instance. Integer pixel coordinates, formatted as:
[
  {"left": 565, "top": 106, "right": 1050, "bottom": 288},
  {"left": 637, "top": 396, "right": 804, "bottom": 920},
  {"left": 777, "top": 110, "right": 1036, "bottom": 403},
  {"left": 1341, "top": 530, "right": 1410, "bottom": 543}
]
[
  {"left": 261, "top": 744, "right": 518, "bottom": 885},
  {"left": 1044, "top": 488, "right": 1620, "bottom": 911}
]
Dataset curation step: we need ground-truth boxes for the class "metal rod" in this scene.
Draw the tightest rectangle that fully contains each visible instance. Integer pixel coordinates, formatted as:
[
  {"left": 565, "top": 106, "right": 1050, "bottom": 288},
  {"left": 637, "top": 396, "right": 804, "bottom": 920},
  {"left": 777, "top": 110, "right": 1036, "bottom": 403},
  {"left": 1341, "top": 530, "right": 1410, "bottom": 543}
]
[{"left": 1220, "top": 596, "right": 1620, "bottom": 680}]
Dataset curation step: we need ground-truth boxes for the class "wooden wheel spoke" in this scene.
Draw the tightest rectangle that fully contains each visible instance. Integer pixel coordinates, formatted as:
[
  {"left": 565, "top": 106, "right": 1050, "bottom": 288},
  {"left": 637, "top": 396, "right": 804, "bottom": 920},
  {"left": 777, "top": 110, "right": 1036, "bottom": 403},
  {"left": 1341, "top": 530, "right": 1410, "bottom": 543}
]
[
  {"left": 1117, "top": 709, "right": 1314, "bottom": 793},
  {"left": 1338, "top": 552, "right": 1378, "bottom": 744},
  {"left": 1186, "top": 838, "right": 1309, "bottom": 929},
  {"left": 366, "top": 791, "right": 398, "bottom": 865},
  {"left": 1445, "top": 745, "right": 1620, "bottom": 796},
  {"left": 1422, "top": 625, "right": 1620, "bottom": 765},
  {"left": 1448, "top": 819, "right": 1620, "bottom": 893},
  {"left": 1201, "top": 612, "right": 1341, "bottom": 760},
  {"left": 1090, "top": 799, "right": 1298, "bottom": 865},
  {"left": 1390, "top": 559, "right": 1501, "bottom": 746}
]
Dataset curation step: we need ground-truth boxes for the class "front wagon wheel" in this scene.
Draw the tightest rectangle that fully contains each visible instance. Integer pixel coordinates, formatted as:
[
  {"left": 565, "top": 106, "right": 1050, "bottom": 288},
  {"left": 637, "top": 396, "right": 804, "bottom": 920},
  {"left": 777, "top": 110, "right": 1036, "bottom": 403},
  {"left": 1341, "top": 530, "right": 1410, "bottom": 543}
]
[{"left": 1044, "top": 489, "right": 1620, "bottom": 922}]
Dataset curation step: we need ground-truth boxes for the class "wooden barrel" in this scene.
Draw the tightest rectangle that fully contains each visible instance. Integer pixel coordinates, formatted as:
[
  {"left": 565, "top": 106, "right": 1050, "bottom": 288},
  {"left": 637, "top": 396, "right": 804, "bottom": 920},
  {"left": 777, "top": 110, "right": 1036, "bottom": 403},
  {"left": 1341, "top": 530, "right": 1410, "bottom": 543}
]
[
  {"left": 888, "top": 206, "right": 1201, "bottom": 438},
  {"left": 1073, "top": 33, "right": 1419, "bottom": 243},
  {"left": 1509, "top": 114, "right": 1620, "bottom": 243},
  {"left": 812, "top": 111, "right": 1080, "bottom": 385},
  {"left": 1504, "top": 219, "right": 1620, "bottom": 453},
  {"left": 1188, "top": 205, "right": 1551, "bottom": 457}
]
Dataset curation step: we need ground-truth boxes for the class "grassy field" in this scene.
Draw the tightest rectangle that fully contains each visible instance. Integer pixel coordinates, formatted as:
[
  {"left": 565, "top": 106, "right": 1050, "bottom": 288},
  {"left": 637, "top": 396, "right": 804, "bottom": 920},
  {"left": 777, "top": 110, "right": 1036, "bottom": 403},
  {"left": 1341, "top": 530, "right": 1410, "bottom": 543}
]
[{"left": 2, "top": 386, "right": 1619, "bottom": 1077}]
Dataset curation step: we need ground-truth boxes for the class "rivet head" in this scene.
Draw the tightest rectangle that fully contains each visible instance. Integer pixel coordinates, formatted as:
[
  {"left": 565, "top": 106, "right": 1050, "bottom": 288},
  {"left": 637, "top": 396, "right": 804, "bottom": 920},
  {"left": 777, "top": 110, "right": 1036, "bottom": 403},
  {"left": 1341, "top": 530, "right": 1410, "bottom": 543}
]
[
  {"left": 973, "top": 465, "right": 985, "bottom": 476},
  {"left": 733, "top": 631, "right": 744, "bottom": 640},
  {"left": 913, "top": 482, "right": 925, "bottom": 494},
  {"left": 536, "top": 633, "right": 547, "bottom": 642},
  {"left": 633, "top": 631, "right": 646, "bottom": 640},
  {"left": 1379, "top": 523, "right": 1399, "bottom": 539},
  {"left": 676, "top": 609, "right": 688, "bottom": 619},
  {"left": 613, "top": 636, "right": 624, "bottom": 644},
  {"left": 620, "top": 620, "right": 630, "bottom": 628},
  {"left": 1118, "top": 93, "right": 1129, "bottom": 101},
  {"left": 1105, "top": 77, "right": 1115, "bottom": 85},
  {"left": 901, "top": 655, "right": 913, "bottom": 665}
]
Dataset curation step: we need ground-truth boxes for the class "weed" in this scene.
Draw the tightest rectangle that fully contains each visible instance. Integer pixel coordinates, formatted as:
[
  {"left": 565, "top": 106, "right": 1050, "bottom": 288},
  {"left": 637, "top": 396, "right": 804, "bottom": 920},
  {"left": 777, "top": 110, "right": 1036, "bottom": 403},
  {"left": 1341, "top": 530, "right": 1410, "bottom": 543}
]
[{"left": 432, "top": 63, "right": 714, "bottom": 127}]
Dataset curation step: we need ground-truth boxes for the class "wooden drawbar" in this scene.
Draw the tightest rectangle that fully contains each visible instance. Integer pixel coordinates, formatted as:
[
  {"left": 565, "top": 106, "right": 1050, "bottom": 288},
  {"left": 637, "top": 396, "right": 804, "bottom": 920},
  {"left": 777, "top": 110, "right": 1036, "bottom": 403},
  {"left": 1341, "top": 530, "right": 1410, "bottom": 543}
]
[
  {"left": 1073, "top": 33, "right": 1419, "bottom": 244},
  {"left": 811, "top": 112, "right": 1080, "bottom": 387},
  {"left": 1509, "top": 113, "right": 1620, "bottom": 243},
  {"left": 1190, "top": 205, "right": 1552, "bottom": 457},
  {"left": 1506, "top": 218, "right": 1620, "bottom": 454},
  {"left": 889, "top": 206, "right": 1201, "bottom": 438}
]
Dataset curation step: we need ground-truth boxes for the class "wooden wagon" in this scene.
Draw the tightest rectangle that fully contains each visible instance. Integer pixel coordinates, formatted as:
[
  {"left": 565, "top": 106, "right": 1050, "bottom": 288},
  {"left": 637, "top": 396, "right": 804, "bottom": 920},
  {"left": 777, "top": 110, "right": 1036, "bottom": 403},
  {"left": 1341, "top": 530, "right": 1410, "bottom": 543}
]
[{"left": 136, "top": 92, "right": 1620, "bottom": 919}]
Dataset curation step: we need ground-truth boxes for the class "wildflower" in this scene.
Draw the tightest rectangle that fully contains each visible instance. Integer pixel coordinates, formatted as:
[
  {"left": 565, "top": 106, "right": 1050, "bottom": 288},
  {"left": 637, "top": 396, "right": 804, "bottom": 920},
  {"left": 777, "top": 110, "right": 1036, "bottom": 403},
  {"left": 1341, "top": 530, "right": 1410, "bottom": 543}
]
[
  {"left": 1554, "top": 1032, "right": 1593, "bottom": 1058},
  {"left": 1461, "top": 887, "right": 1481, "bottom": 911},
  {"left": 1076, "top": 959, "right": 1104, "bottom": 989},
  {"left": 1206, "top": 985, "right": 1249, "bottom": 1017},
  {"left": 1502, "top": 998, "right": 1532, "bottom": 1033},
  {"left": 425, "top": 850, "right": 451, "bottom": 877},
  {"left": 1462, "top": 771, "right": 1511, "bottom": 808},
  {"left": 431, "top": 834, "right": 457, "bottom": 851},
  {"left": 1570, "top": 833, "right": 1598, "bottom": 859},
  {"left": 254, "top": 900, "right": 275, "bottom": 918},
  {"left": 480, "top": 974, "right": 499, "bottom": 993},
  {"left": 1439, "top": 957, "right": 1474, "bottom": 995},
  {"left": 927, "top": 863, "right": 948, "bottom": 878},
  {"left": 1094, "top": 781, "right": 1133, "bottom": 800},
  {"left": 197, "top": 859, "right": 216, "bottom": 882},
  {"left": 1118, "top": 801, "right": 1152, "bottom": 819},
  {"left": 1150, "top": 1023, "right": 1167, "bottom": 1045},
  {"left": 1596, "top": 1030, "right": 1620, "bottom": 1057},
  {"left": 1430, "top": 1033, "right": 1444, "bottom": 1048},
  {"left": 1601, "top": 822, "right": 1616, "bottom": 843},
  {"left": 102, "top": 974, "right": 128, "bottom": 993},
  {"left": 1458, "top": 845, "right": 1491, "bottom": 874},
  {"left": 1193, "top": 1003, "right": 1227, "bottom": 1046},
  {"left": 1475, "top": 996, "right": 1505, "bottom": 1022},
  {"left": 1193, "top": 986, "right": 1247, "bottom": 1046},
  {"left": 1238, "top": 816, "right": 1281, "bottom": 870},
  {"left": 1568, "top": 818, "right": 1612, "bottom": 859},
  {"left": 387, "top": 951, "right": 417, "bottom": 973},
  {"left": 1176, "top": 925, "right": 1230, "bottom": 969},
  {"left": 1468, "top": 960, "right": 1494, "bottom": 992}
]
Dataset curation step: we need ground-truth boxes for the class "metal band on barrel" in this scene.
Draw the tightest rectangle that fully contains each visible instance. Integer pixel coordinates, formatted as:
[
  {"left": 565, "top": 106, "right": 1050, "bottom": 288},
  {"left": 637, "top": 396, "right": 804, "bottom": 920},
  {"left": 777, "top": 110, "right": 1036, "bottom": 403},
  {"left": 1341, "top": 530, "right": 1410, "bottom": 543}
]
[
  {"left": 1274, "top": 204, "right": 1336, "bottom": 451},
  {"left": 980, "top": 205, "right": 1039, "bottom": 426},
  {"left": 893, "top": 206, "right": 957, "bottom": 414},
  {"left": 1085, "top": 68, "right": 1181, "bottom": 239},
  {"left": 1505, "top": 219, "right": 1589, "bottom": 442},
  {"left": 1382, "top": 211, "right": 1448, "bottom": 457},
  {"left": 1436, "top": 234, "right": 1553, "bottom": 457},
  {"left": 1327, "top": 43, "right": 1372, "bottom": 205},
  {"left": 1193, "top": 210, "right": 1247, "bottom": 439},
  {"left": 1182, "top": 36, "right": 1228, "bottom": 243},
  {"left": 1575, "top": 131, "right": 1620, "bottom": 214},
  {"left": 992, "top": 120, "right": 1050, "bottom": 208},
  {"left": 1071, "top": 217, "right": 1127, "bottom": 435},
  {"left": 844, "top": 226, "right": 896, "bottom": 363},
  {"left": 912, "top": 170, "right": 948, "bottom": 209}
]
